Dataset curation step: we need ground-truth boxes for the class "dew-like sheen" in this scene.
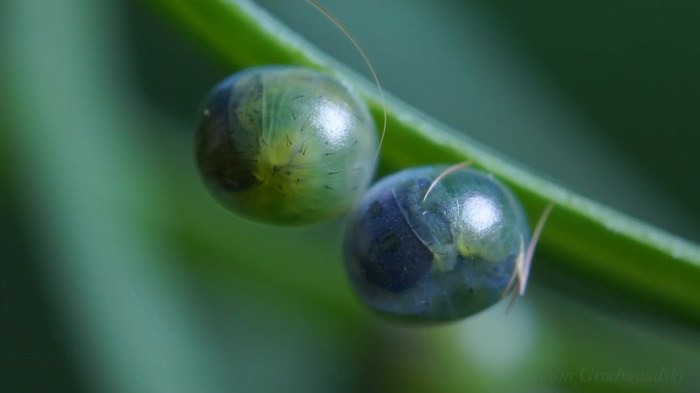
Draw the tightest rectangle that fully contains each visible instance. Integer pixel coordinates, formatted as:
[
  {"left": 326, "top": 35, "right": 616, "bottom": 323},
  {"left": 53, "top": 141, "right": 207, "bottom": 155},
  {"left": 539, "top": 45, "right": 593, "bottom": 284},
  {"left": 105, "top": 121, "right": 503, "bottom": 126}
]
[
  {"left": 196, "top": 66, "right": 378, "bottom": 225},
  {"left": 343, "top": 166, "right": 531, "bottom": 322}
]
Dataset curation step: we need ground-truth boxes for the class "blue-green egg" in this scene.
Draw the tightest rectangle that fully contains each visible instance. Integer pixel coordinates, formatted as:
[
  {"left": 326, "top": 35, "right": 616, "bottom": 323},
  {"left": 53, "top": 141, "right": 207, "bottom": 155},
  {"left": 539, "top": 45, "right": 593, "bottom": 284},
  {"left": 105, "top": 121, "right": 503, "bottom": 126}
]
[
  {"left": 196, "top": 66, "right": 378, "bottom": 226},
  {"left": 342, "top": 165, "right": 531, "bottom": 322}
]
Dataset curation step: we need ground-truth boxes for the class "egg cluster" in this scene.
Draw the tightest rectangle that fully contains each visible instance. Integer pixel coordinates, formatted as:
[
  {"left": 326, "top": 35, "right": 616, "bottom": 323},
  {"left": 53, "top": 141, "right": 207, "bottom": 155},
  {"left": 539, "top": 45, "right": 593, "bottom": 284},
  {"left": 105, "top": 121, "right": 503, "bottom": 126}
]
[{"left": 195, "top": 66, "right": 534, "bottom": 323}]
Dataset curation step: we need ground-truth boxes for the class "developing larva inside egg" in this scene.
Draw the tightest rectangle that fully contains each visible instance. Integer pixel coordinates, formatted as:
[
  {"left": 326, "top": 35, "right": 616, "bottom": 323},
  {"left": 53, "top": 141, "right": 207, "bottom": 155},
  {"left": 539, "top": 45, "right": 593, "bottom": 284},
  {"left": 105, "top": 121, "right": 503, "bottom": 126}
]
[{"left": 196, "top": 66, "right": 379, "bottom": 226}]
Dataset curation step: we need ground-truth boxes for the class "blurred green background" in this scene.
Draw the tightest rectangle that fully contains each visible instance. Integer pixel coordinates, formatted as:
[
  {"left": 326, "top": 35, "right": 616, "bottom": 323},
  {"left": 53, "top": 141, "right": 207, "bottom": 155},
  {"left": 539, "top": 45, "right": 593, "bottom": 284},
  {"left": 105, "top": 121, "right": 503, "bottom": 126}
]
[{"left": 1, "top": 0, "right": 699, "bottom": 392}]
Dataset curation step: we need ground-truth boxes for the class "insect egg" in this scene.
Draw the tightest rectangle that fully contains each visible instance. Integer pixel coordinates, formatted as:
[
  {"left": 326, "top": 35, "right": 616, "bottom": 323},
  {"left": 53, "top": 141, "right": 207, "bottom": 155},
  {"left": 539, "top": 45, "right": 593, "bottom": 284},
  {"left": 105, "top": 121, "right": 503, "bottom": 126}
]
[
  {"left": 342, "top": 165, "right": 531, "bottom": 323},
  {"left": 195, "top": 66, "right": 379, "bottom": 226}
]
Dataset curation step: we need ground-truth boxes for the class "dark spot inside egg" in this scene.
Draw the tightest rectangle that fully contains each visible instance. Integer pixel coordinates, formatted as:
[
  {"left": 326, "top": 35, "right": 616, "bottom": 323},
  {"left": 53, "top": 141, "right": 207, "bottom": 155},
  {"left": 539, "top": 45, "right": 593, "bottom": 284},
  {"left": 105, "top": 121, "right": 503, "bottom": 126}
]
[
  {"left": 355, "top": 190, "right": 433, "bottom": 293},
  {"left": 196, "top": 73, "right": 261, "bottom": 193}
]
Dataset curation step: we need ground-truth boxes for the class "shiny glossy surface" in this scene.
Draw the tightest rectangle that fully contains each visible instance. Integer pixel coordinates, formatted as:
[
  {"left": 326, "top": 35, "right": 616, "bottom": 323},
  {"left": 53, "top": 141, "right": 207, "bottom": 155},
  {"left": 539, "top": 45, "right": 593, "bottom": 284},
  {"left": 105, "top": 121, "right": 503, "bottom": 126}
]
[
  {"left": 196, "top": 66, "right": 378, "bottom": 225},
  {"left": 343, "top": 166, "right": 530, "bottom": 322}
]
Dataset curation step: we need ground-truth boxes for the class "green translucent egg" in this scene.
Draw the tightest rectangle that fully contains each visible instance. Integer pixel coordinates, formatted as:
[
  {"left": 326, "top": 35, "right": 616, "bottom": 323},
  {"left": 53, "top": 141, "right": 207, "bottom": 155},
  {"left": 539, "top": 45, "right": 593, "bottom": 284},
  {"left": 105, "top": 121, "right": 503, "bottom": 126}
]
[
  {"left": 196, "top": 66, "right": 378, "bottom": 226},
  {"left": 343, "top": 166, "right": 531, "bottom": 323}
]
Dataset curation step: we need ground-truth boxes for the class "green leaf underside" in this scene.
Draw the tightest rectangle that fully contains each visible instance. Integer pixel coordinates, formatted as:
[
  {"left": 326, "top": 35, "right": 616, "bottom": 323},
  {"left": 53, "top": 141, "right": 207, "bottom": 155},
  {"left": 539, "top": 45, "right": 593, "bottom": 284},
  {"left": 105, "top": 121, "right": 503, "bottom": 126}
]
[{"left": 149, "top": 0, "right": 700, "bottom": 326}]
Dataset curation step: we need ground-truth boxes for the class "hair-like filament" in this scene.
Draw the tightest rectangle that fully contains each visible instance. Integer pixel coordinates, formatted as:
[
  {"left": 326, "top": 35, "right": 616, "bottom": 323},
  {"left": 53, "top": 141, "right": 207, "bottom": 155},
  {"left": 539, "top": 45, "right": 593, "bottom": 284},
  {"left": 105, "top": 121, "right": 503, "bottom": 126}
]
[
  {"left": 503, "top": 202, "right": 555, "bottom": 310},
  {"left": 306, "top": 0, "right": 387, "bottom": 164},
  {"left": 422, "top": 161, "right": 473, "bottom": 202}
]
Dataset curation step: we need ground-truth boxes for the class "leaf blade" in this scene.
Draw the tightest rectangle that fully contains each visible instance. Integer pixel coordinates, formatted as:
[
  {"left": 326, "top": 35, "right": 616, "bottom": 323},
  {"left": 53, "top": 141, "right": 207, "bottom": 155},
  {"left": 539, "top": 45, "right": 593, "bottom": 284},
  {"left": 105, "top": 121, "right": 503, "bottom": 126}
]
[{"left": 149, "top": 0, "right": 700, "bottom": 326}]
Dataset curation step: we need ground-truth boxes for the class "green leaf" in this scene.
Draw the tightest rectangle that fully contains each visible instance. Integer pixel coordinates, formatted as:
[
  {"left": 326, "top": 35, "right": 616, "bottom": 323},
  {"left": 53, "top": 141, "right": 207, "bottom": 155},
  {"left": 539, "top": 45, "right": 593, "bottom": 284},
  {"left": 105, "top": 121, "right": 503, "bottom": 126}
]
[{"left": 148, "top": 0, "right": 700, "bottom": 327}]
